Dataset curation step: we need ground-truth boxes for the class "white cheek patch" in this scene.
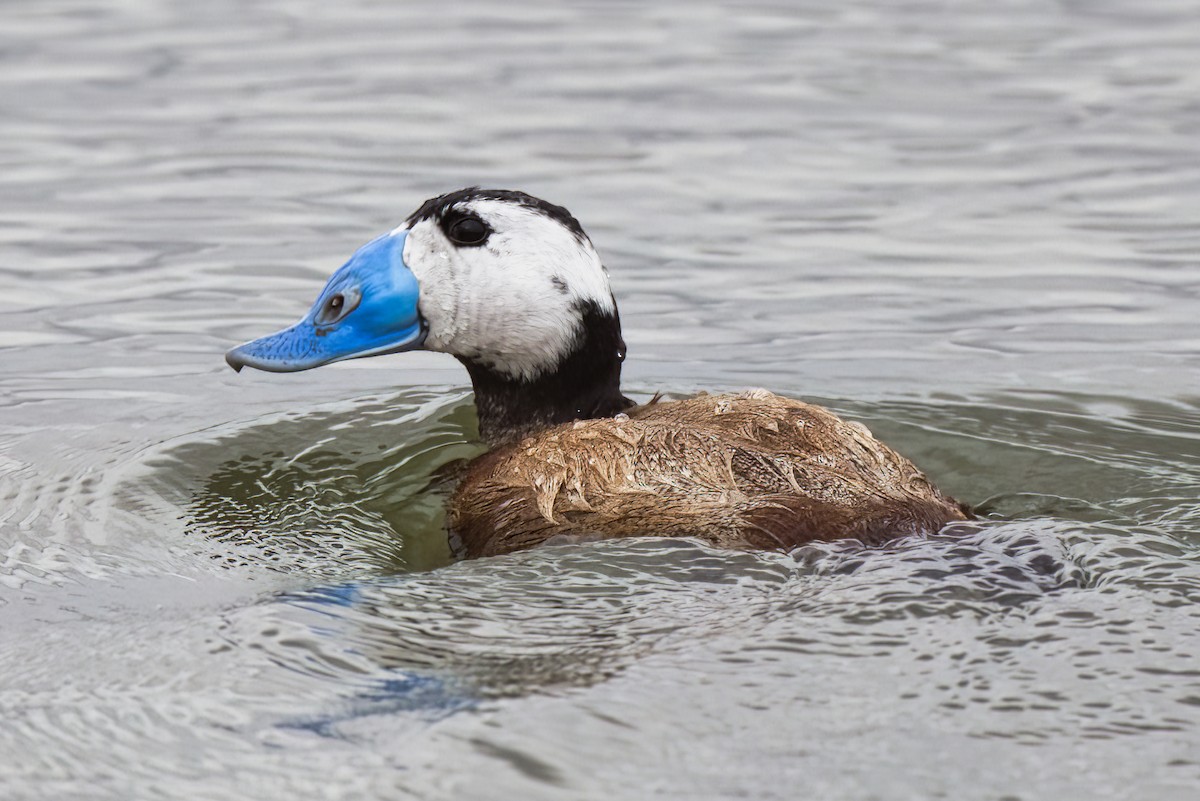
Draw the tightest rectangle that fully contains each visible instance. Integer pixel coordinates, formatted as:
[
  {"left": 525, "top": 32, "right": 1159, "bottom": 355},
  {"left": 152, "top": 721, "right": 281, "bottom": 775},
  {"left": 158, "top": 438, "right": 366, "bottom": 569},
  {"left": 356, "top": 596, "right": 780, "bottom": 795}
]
[
  {"left": 401, "top": 221, "right": 465, "bottom": 348},
  {"left": 400, "top": 203, "right": 615, "bottom": 381}
]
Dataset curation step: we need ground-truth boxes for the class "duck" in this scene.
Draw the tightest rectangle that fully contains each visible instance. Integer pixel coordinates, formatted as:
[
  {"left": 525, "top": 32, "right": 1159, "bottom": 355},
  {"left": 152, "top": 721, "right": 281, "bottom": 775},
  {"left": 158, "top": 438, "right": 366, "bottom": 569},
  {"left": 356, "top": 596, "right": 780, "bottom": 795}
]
[{"left": 226, "top": 187, "right": 970, "bottom": 558}]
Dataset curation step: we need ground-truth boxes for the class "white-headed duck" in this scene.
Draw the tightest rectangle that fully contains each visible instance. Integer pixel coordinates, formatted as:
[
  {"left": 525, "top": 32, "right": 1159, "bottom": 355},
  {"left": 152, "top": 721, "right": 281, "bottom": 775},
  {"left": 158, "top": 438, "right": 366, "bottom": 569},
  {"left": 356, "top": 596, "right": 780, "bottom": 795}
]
[{"left": 227, "top": 188, "right": 969, "bottom": 558}]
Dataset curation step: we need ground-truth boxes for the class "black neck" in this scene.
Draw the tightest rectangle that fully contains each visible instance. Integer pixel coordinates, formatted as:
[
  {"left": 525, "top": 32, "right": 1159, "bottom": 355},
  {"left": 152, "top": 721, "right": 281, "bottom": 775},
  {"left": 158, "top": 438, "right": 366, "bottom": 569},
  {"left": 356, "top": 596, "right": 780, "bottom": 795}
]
[{"left": 459, "top": 300, "right": 634, "bottom": 446}]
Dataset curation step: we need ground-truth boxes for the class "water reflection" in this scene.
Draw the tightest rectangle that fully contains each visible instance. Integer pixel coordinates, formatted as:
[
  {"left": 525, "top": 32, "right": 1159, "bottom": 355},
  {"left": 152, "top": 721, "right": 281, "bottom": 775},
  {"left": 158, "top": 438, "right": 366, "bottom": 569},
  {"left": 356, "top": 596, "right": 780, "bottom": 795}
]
[
  {"left": 268, "top": 540, "right": 792, "bottom": 700},
  {"left": 166, "top": 391, "right": 482, "bottom": 576},
  {"left": 217, "top": 512, "right": 1200, "bottom": 748}
]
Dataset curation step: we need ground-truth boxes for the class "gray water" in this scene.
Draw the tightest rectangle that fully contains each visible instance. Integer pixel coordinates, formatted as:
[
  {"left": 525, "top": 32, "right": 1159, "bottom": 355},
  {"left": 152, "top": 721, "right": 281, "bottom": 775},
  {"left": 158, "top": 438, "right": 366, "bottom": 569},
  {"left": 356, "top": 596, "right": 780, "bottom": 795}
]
[{"left": 2, "top": 1, "right": 1199, "bottom": 798}]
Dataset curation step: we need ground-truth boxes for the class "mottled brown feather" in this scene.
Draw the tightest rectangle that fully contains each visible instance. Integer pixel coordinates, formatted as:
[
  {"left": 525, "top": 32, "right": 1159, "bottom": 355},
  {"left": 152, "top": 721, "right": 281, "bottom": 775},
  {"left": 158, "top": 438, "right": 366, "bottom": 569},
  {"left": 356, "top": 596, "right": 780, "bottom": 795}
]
[{"left": 448, "top": 390, "right": 969, "bottom": 558}]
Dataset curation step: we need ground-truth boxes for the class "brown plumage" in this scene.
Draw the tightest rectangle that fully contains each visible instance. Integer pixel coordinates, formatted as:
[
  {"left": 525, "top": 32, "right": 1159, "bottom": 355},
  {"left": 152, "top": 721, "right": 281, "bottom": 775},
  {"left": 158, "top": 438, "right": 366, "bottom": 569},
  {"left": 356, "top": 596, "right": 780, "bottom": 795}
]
[{"left": 449, "top": 389, "right": 970, "bottom": 558}]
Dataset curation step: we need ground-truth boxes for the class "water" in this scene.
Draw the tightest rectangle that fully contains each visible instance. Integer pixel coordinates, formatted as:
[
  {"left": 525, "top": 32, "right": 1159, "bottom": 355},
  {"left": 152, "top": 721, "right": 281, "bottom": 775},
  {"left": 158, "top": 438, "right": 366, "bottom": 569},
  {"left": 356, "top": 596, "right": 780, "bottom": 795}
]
[{"left": 2, "top": 0, "right": 1199, "bottom": 798}]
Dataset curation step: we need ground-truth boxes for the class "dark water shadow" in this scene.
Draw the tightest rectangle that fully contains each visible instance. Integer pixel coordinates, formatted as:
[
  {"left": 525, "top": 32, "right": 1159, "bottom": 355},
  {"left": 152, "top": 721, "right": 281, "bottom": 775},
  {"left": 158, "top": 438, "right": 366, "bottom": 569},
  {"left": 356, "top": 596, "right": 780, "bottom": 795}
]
[{"left": 134, "top": 388, "right": 483, "bottom": 577}]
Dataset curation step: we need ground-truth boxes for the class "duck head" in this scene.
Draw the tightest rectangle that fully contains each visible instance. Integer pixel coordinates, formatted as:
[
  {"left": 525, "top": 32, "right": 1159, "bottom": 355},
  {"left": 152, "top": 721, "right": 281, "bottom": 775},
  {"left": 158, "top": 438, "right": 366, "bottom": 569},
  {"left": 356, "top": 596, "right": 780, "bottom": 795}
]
[{"left": 226, "top": 188, "right": 632, "bottom": 442}]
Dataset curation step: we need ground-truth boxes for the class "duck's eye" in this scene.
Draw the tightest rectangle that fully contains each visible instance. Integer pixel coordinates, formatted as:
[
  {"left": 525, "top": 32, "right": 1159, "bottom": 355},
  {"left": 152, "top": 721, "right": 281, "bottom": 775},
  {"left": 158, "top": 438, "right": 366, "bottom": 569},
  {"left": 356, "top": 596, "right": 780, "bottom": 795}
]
[
  {"left": 315, "top": 287, "right": 360, "bottom": 325},
  {"left": 446, "top": 216, "right": 490, "bottom": 246}
]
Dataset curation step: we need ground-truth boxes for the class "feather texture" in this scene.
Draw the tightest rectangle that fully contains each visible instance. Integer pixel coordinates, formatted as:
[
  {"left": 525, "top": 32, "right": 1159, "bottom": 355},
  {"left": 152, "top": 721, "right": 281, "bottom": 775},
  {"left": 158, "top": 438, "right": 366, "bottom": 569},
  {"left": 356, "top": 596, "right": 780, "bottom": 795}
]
[{"left": 449, "top": 390, "right": 970, "bottom": 558}]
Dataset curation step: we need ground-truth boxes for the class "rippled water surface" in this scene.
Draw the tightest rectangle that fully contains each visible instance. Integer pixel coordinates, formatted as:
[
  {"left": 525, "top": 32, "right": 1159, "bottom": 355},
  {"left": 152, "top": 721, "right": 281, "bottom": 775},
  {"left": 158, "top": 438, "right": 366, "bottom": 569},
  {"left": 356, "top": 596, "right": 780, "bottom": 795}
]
[{"left": 2, "top": 1, "right": 1199, "bottom": 799}]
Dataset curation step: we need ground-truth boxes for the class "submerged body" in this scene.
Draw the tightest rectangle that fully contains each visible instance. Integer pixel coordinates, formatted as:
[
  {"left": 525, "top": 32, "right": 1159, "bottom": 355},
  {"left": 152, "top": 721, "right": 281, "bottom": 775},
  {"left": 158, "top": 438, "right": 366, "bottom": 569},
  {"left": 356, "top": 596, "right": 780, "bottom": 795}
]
[
  {"left": 227, "top": 187, "right": 969, "bottom": 558},
  {"left": 451, "top": 390, "right": 968, "bottom": 558}
]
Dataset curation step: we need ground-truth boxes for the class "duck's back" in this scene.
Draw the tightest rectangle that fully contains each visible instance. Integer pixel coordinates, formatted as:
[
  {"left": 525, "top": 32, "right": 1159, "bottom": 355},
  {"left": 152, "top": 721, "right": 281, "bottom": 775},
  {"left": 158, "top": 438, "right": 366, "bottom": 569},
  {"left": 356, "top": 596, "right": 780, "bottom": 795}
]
[{"left": 449, "top": 390, "right": 969, "bottom": 558}]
